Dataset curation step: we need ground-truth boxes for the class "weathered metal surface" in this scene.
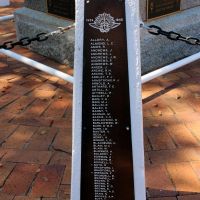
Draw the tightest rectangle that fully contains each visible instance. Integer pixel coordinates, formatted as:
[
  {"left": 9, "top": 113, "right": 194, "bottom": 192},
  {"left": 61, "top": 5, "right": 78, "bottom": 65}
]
[
  {"left": 147, "top": 0, "right": 181, "bottom": 19},
  {"left": 47, "top": 0, "right": 75, "bottom": 19},
  {"left": 81, "top": 0, "right": 135, "bottom": 199}
]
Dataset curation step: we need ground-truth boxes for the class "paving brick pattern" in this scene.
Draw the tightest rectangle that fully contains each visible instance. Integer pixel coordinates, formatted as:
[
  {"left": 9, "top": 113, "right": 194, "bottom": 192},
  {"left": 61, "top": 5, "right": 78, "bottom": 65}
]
[
  {"left": 143, "top": 62, "right": 200, "bottom": 199},
  {"left": 1, "top": 1, "right": 200, "bottom": 200},
  {"left": 0, "top": 1, "right": 73, "bottom": 199}
]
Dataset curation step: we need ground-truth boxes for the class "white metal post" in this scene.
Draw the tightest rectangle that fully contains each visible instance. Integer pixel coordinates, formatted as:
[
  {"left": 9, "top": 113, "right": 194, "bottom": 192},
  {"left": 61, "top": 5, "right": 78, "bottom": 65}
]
[
  {"left": 71, "top": 0, "right": 84, "bottom": 199},
  {"left": 126, "top": 0, "right": 146, "bottom": 199}
]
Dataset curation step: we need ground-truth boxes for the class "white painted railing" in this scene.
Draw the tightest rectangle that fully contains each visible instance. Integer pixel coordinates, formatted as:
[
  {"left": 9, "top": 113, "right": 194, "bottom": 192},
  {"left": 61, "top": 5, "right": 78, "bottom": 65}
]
[
  {"left": 0, "top": 0, "right": 10, "bottom": 7},
  {"left": 141, "top": 52, "right": 200, "bottom": 84},
  {"left": 1, "top": 48, "right": 200, "bottom": 85},
  {"left": 0, "top": 15, "right": 14, "bottom": 22},
  {"left": 0, "top": 49, "right": 74, "bottom": 84},
  {"left": 1, "top": 15, "right": 200, "bottom": 85}
]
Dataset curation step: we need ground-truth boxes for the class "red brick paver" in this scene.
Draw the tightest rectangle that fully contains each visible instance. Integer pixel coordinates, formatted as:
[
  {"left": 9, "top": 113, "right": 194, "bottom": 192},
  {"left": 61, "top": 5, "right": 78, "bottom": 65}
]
[
  {"left": 3, "top": 163, "right": 39, "bottom": 195},
  {"left": 177, "top": 194, "right": 200, "bottom": 200},
  {"left": 166, "top": 163, "right": 200, "bottom": 193},
  {"left": 0, "top": 193, "right": 14, "bottom": 200},
  {"left": 0, "top": 162, "right": 15, "bottom": 187},
  {"left": 146, "top": 164, "right": 176, "bottom": 197},
  {"left": 143, "top": 61, "right": 200, "bottom": 199},
  {"left": 30, "top": 165, "right": 65, "bottom": 198}
]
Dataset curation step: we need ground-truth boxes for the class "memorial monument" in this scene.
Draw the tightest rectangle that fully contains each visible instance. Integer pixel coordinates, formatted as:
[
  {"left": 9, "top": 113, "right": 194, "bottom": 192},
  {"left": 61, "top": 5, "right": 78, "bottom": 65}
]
[
  {"left": 14, "top": 0, "right": 200, "bottom": 72},
  {"left": 140, "top": 0, "right": 200, "bottom": 73},
  {"left": 71, "top": 0, "right": 145, "bottom": 199},
  {"left": 14, "top": 0, "right": 75, "bottom": 66}
]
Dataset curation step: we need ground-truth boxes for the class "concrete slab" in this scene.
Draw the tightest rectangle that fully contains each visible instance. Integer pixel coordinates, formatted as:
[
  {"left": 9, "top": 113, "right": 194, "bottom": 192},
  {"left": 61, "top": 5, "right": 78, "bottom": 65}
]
[
  {"left": 141, "top": 6, "right": 200, "bottom": 74},
  {"left": 14, "top": 8, "right": 75, "bottom": 67}
]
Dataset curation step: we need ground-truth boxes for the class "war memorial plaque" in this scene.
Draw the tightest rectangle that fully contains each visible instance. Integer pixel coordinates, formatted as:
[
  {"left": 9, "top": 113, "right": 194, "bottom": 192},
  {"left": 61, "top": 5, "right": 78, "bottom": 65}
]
[
  {"left": 80, "top": 0, "right": 135, "bottom": 199},
  {"left": 47, "top": 0, "right": 75, "bottom": 19},
  {"left": 147, "top": 0, "right": 181, "bottom": 19},
  {"left": 72, "top": 0, "right": 146, "bottom": 199}
]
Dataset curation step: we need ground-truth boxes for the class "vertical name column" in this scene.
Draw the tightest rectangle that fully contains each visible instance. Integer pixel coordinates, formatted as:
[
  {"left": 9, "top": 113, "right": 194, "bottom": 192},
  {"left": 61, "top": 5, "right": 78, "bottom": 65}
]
[{"left": 90, "top": 38, "right": 117, "bottom": 199}]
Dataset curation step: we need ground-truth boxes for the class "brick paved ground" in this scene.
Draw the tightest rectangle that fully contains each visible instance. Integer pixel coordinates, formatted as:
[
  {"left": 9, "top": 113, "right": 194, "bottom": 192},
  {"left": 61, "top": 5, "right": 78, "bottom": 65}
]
[
  {"left": 1, "top": 1, "right": 200, "bottom": 200},
  {"left": 143, "top": 61, "right": 200, "bottom": 199}
]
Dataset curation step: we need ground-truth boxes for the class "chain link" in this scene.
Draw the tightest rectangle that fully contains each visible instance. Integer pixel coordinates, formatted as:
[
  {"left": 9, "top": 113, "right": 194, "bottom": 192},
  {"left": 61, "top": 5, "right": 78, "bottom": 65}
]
[
  {"left": 5, "top": 23, "right": 198, "bottom": 49},
  {"left": 141, "top": 24, "right": 200, "bottom": 46},
  {"left": 0, "top": 24, "right": 75, "bottom": 50}
]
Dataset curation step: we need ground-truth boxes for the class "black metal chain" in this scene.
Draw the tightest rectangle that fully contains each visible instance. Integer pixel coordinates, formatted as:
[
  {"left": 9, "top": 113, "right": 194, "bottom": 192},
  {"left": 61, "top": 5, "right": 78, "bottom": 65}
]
[
  {"left": 0, "top": 24, "right": 75, "bottom": 50},
  {"left": 4, "top": 24, "right": 198, "bottom": 49},
  {"left": 0, "top": 33, "right": 49, "bottom": 50},
  {"left": 147, "top": 25, "right": 200, "bottom": 46}
]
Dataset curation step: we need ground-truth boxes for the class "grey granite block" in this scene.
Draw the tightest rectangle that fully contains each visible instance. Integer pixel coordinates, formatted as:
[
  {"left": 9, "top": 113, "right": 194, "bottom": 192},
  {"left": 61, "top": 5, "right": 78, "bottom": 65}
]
[
  {"left": 181, "top": 0, "right": 200, "bottom": 10},
  {"left": 15, "top": 6, "right": 200, "bottom": 74},
  {"left": 141, "top": 6, "right": 200, "bottom": 74},
  {"left": 14, "top": 8, "right": 75, "bottom": 67}
]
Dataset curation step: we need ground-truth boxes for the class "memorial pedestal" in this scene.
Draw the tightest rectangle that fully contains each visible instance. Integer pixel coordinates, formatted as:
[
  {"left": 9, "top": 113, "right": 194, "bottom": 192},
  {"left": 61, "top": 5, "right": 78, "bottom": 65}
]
[
  {"left": 141, "top": 6, "right": 200, "bottom": 74},
  {"left": 14, "top": 1, "right": 200, "bottom": 73},
  {"left": 14, "top": 7, "right": 75, "bottom": 67}
]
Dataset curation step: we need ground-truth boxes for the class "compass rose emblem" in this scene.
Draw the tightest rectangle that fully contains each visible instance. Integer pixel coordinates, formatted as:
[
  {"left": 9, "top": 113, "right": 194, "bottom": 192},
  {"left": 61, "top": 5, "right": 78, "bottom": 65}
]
[{"left": 89, "top": 13, "right": 121, "bottom": 33}]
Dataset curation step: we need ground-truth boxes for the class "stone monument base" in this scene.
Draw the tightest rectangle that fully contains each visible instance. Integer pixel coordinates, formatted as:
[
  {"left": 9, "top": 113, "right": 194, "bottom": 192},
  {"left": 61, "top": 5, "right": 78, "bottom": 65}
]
[
  {"left": 14, "top": 8, "right": 75, "bottom": 67},
  {"left": 14, "top": 6, "right": 200, "bottom": 73},
  {"left": 141, "top": 6, "right": 200, "bottom": 74}
]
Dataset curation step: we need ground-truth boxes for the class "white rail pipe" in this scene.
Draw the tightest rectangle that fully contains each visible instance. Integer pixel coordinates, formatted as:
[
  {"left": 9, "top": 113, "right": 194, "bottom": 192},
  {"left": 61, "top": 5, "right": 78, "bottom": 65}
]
[
  {"left": 0, "top": 49, "right": 74, "bottom": 84},
  {"left": 0, "top": 15, "right": 14, "bottom": 22},
  {"left": 142, "top": 52, "right": 200, "bottom": 84},
  {"left": 0, "top": 47, "right": 199, "bottom": 85},
  {"left": 0, "top": 0, "right": 10, "bottom": 7}
]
